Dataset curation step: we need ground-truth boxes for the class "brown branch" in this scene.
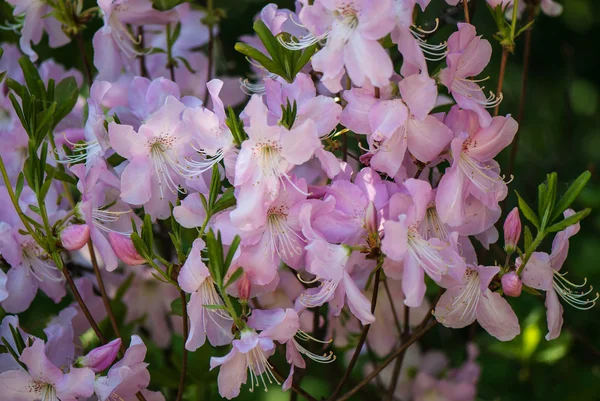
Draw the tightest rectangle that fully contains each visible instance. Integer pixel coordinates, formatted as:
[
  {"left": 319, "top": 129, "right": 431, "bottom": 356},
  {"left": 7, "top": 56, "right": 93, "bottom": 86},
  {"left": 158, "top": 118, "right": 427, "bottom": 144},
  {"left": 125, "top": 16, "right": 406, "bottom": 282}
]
[
  {"left": 138, "top": 26, "right": 149, "bottom": 78},
  {"left": 493, "top": 47, "right": 510, "bottom": 117},
  {"left": 508, "top": 5, "right": 535, "bottom": 177},
  {"left": 383, "top": 280, "right": 402, "bottom": 335},
  {"left": 463, "top": 0, "right": 470, "bottom": 23},
  {"left": 175, "top": 290, "right": 189, "bottom": 401},
  {"left": 88, "top": 241, "right": 126, "bottom": 355},
  {"left": 329, "top": 268, "right": 382, "bottom": 400},
  {"left": 272, "top": 366, "right": 318, "bottom": 401},
  {"left": 336, "top": 321, "right": 438, "bottom": 401},
  {"left": 76, "top": 34, "right": 93, "bottom": 86},
  {"left": 385, "top": 305, "right": 410, "bottom": 401}
]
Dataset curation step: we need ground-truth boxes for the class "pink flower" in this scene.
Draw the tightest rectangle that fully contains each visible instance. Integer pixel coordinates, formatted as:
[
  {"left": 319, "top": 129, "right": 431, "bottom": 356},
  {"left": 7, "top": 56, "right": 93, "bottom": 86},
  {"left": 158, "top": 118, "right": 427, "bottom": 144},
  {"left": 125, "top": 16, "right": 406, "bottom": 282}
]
[
  {"left": 60, "top": 224, "right": 90, "bottom": 251},
  {"left": 178, "top": 239, "right": 234, "bottom": 350},
  {"left": 435, "top": 106, "right": 518, "bottom": 227},
  {"left": 382, "top": 179, "right": 466, "bottom": 307},
  {"left": 503, "top": 207, "right": 521, "bottom": 253},
  {"left": 94, "top": 335, "right": 152, "bottom": 401},
  {"left": 439, "top": 24, "right": 498, "bottom": 127},
  {"left": 231, "top": 95, "right": 320, "bottom": 230},
  {"left": 0, "top": 338, "right": 94, "bottom": 401},
  {"left": 435, "top": 265, "right": 520, "bottom": 341},
  {"left": 501, "top": 271, "right": 522, "bottom": 297},
  {"left": 79, "top": 339, "right": 122, "bottom": 373},
  {"left": 5, "top": 0, "right": 69, "bottom": 61},
  {"left": 294, "top": 0, "right": 395, "bottom": 92},
  {"left": 519, "top": 210, "right": 597, "bottom": 340},
  {"left": 108, "top": 232, "right": 146, "bottom": 266},
  {"left": 93, "top": 0, "right": 176, "bottom": 81}
]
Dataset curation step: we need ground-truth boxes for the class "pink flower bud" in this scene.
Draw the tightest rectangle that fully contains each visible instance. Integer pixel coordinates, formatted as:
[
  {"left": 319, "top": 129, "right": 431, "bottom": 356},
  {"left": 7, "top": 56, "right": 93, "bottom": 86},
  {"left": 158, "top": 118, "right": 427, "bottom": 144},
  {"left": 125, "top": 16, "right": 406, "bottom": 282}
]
[
  {"left": 502, "top": 272, "right": 522, "bottom": 297},
  {"left": 79, "top": 338, "right": 121, "bottom": 372},
  {"left": 237, "top": 273, "right": 251, "bottom": 302},
  {"left": 503, "top": 207, "right": 521, "bottom": 254},
  {"left": 60, "top": 224, "right": 90, "bottom": 251},
  {"left": 108, "top": 232, "right": 146, "bottom": 266},
  {"left": 365, "top": 202, "right": 378, "bottom": 233}
]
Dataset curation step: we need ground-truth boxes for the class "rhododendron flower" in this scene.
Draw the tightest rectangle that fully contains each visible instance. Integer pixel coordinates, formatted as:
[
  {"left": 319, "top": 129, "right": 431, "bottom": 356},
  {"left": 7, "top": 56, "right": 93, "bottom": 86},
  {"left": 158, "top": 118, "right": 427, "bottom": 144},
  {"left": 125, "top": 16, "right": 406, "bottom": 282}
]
[
  {"left": 95, "top": 335, "right": 152, "bottom": 400},
  {"left": 382, "top": 179, "right": 466, "bottom": 307},
  {"left": 436, "top": 106, "right": 518, "bottom": 227},
  {"left": 0, "top": 338, "right": 94, "bottom": 401},
  {"left": 439, "top": 23, "right": 499, "bottom": 127},
  {"left": 5, "top": 0, "right": 69, "bottom": 61},
  {"left": 294, "top": 0, "right": 395, "bottom": 92},
  {"left": 179, "top": 238, "right": 234, "bottom": 350},
  {"left": 435, "top": 265, "right": 520, "bottom": 341},
  {"left": 231, "top": 95, "right": 319, "bottom": 230},
  {"left": 93, "top": 0, "right": 176, "bottom": 81},
  {"left": 519, "top": 210, "right": 598, "bottom": 340}
]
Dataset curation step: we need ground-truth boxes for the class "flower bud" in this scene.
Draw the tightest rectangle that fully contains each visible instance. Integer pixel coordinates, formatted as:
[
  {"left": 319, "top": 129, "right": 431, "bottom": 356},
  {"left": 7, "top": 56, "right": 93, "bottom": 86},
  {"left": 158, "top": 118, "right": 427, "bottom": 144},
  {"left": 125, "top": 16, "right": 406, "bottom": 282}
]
[
  {"left": 108, "top": 232, "right": 146, "bottom": 266},
  {"left": 78, "top": 338, "right": 121, "bottom": 372},
  {"left": 365, "top": 202, "right": 378, "bottom": 234},
  {"left": 503, "top": 207, "right": 521, "bottom": 254},
  {"left": 501, "top": 272, "right": 522, "bottom": 297},
  {"left": 60, "top": 224, "right": 90, "bottom": 251},
  {"left": 237, "top": 273, "right": 251, "bottom": 303}
]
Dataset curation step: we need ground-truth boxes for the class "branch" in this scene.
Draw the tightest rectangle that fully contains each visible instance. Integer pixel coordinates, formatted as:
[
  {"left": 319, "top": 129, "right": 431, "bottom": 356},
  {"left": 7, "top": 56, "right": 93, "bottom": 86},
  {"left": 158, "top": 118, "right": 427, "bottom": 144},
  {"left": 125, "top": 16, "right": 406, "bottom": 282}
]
[
  {"left": 272, "top": 366, "right": 318, "bottom": 401},
  {"left": 385, "top": 305, "right": 410, "bottom": 400},
  {"left": 329, "top": 268, "right": 382, "bottom": 400},
  {"left": 493, "top": 47, "right": 509, "bottom": 117},
  {"left": 175, "top": 290, "right": 189, "bottom": 401},
  {"left": 76, "top": 33, "right": 93, "bottom": 85},
  {"left": 336, "top": 321, "right": 438, "bottom": 401}
]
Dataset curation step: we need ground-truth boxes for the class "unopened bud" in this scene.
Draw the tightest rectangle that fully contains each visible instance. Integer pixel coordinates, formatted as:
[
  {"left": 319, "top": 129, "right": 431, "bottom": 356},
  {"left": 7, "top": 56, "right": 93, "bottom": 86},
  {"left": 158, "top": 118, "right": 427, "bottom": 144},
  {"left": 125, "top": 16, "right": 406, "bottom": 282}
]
[
  {"left": 60, "top": 224, "right": 90, "bottom": 251},
  {"left": 108, "top": 232, "right": 146, "bottom": 266},
  {"left": 365, "top": 202, "right": 378, "bottom": 234},
  {"left": 237, "top": 273, "right": 251, "bottom": 302},
  {"left": 503, "top": 207, "right": 521, "bottom": 254},
  {"left": 501, "top": 272, "right": 522, "bottom": 297},
  {"left": 77, "top": 338, "right": 121, "bottom": 372}
]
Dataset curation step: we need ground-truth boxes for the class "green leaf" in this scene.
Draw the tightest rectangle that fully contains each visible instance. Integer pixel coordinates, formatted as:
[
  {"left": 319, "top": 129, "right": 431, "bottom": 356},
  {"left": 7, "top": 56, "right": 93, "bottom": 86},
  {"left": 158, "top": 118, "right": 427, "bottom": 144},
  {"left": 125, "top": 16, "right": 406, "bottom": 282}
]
[
  {"left": 15, "top": 173, "right": 24, "bottom": 201},
  {"left": 130, "top": 232, "right": 149, "bottom": 260},
  {"left": 170, "top": 297, "right": 183, "bottom": 317},
  {"left": 253, "top": 20, "right": 282, "bottom": 66},
  {"left": 176, "top": 56, "right": 196, "bottom": 74},
  {"left": 106, "top": 153, "right": 127, "bottom": 167},
  {"left": 202, "top": 304, "right": 229, "bottom": 311},
  {"left": 141, "top": 214, "right": 154, "bottom": 253},
  {"left": 292, "top": 43, "right": 317, "bottom": 77},
  {"left": 212, "top": 187, "right": 236, "bottom": 215},
  {"left": 19, "top": 56, "right": 45, "bottom": 100},
  {"left": 540, "top": 173, "right": 557, "bottom": 229},
  {"left": 226, "top": 106, "right": 247, "bottom": 146},
  {"left": 205, "top": 229, "right": 223, "bottom": 285},
  {"left": 53, "top": 77, "right": 79, "bottom": 129},
  {"left": 224, "top": 235, "right": 241, "bottom": 271},
  {"left": 152, "top": 0, "right": 185, "bottom": 11},
  {"left": 515, "top": 191, "right": 540, "bottom": 229},
  {"left": 551, "top": 171, "right": 591, "bottom": 224},
  {"left": 208, "top": 164, "right": 221, "bottom": 208},
  {"left": 234, "top": 42, "right": 283, "bottom": 77},
  {"left": 524, "top": 225, "right": 533, "bottom": 251},
  {"left": 522, "top": 284, "right": 541, "bottom": 296},
  {"left": 546, "top": 208, "right": 591, "bottom": 233},
  {"left": 224, "top": 266, "right": 244, "bottom": 289},
  {"left": 537, "top": 183, "right": 547, "bottom": 218}
]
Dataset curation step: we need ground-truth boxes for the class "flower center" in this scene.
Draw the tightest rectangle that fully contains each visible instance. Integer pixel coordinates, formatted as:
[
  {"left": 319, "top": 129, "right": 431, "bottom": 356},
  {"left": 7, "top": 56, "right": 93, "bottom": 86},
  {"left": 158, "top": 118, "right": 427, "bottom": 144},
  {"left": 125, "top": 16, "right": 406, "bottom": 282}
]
[
  {"left": 266, "top": 205, "right": 304, "bottom": 259},
  {"left": 22, "top": 242, "right": 63, "bottom": 283}
]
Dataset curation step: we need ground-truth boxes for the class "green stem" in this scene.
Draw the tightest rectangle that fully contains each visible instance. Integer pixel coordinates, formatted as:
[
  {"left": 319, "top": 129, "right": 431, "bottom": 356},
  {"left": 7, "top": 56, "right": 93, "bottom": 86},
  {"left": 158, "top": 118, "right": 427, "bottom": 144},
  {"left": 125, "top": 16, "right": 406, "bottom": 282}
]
[
  {"left": 510, "top": 0, "right": 520, "bottom": 37},
  {"left": 0, "top": 155, "right": 43, "bottom": 245},
  {"left": 516, "top": 231, "right": 546, "bottom": 276}
]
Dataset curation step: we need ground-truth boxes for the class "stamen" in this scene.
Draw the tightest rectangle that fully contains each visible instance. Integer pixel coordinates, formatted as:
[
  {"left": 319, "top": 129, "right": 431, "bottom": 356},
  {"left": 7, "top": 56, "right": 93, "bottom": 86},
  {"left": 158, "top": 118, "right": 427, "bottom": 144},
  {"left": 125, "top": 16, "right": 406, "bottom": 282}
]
[
  {"left": 553, "top": 271, "right": 598, "bottom": 310},
  {"left": 292, "top": 338, "right": 336, "bottom": 363}
]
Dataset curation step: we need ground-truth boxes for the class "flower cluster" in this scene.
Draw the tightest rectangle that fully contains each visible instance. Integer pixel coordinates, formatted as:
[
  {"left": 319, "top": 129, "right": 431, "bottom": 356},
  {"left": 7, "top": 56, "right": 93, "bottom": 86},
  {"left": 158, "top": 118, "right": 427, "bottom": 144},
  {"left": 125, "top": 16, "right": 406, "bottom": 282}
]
[{"left": 0, "top": 0, "right": 593, "bottom": 400}]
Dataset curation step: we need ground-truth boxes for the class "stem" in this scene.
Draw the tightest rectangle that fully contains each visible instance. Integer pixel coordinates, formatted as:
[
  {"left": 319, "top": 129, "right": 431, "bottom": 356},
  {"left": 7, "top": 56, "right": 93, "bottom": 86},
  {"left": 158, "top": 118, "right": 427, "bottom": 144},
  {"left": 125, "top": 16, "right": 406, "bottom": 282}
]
[
  {"left": 329, "top": 267, "right": 382, "bottom": 400},
  {"left": 463, "top": 0, "right": 470, "bottom": 23},
  {"left": 385, "top": 306, "right": 410, "bottom": 401},
  {"left": 272, "top": 366, "right": 318, "bottom": 401},
  {"left": 516, "top": 231, "right": 546, "bottom": 276},
  {"left": 175, "top": 290, "right": 189, "bottom": 401},
  {"left": 203, "top": 0, "right": 215, "bottom": 105},
  {"left": 0, "top": 155, "right": 43, "bottom": 245},
  {"left": 166, "top": 24, "right": 176, "bottom": 83},
  {"left": 493, "top": 47, "right": 509, "bottom": 117},
  {"left": 88, "top": 240, "right": 126, "bottom": 355},
  {"left": 63, "top": 259, "right": 106, "bottom": 343},
  {"left": 138, "top": 26, "right": 149, "bottom": 78},
  {"left": 336, "top": 321, "right": 438, "bottom": 401},
  {"left": 76, "top": 33, "right": 93, "bottom": 86},
  {"left": 508, "top": 4, "right": 535, "bottom": 178},
  {"left": 383, "top": 280, "right": 402, "bottom": 335},
  {"left": 47, "top": 133, "right": 75, "bottom": 208}
]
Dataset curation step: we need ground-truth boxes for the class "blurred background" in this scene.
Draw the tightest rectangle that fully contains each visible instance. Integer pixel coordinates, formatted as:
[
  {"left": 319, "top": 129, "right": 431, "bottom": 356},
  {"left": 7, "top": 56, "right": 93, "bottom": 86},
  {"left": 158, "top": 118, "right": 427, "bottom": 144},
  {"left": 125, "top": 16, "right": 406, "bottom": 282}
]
[{"left": 1, "top": 0, "right": 599, "bottom": 400}]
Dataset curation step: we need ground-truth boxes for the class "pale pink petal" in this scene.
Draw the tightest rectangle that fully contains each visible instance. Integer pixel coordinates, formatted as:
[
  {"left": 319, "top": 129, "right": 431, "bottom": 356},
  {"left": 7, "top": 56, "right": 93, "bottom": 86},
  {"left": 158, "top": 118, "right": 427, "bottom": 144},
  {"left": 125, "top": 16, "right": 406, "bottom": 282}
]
[
  {"left": 476, "top": 290, "right": 520, "bottom": 341},
  {"left": 544, "top": 289, "right": 564, "bottom": 341},
  {"left": 343, "top": 272, "right": 375, "bottom": 325},
  {"left": 179, "top": 239, "right": 209, "bottom": 293},
  {"left": 402, "top": 255, "right": 426, "bottom": 307}
]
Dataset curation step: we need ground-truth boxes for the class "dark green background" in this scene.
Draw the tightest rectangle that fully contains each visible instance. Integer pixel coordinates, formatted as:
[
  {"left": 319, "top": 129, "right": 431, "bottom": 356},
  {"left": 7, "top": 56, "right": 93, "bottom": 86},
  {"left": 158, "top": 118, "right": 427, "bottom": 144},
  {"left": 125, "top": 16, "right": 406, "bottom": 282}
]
[{"left": 1, "top": 0, "right": 599, "bottom": 399}]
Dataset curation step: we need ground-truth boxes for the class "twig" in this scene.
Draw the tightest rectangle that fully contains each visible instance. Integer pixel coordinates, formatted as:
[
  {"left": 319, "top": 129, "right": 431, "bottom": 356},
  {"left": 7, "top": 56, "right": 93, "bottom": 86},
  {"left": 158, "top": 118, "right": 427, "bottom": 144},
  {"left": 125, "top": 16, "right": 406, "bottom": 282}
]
[
  {"left": 76, "top": 33, "right": 93, "bottom": 85},
  {"left": 272, "top": 366, "right": 318, "bottom": 401},
  {"left": 166, "top": 24, "right": 176, "bottom": 83},
  {"left": 463, "top": 0, "right": 470, "bottom": 23},
  {"left": 493, "top": 47, "right": 509, "bottom": 117},
  {"left": 329, "top": 268, "right": 382, "bottom": 400},
  {"left": 88, "top": 241, "right": 126, "bottom": 355},
  {"left": 508, "top": 4, "right": 535, "bottom": 177},
  {"left": 336, "top": 321, "right": 438, "bottom": 401},
  {"left": 175, "top": 290, "right": 189, "bottom": 401},
  {"left": 138, "top": 26, "right": 149, "bottom": 78},
  {"left": 383, "top": 280, "right": 402, "bottom": 335},
  {"left": 385, "top": 305, "right": 410, "bottom": 400}
]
